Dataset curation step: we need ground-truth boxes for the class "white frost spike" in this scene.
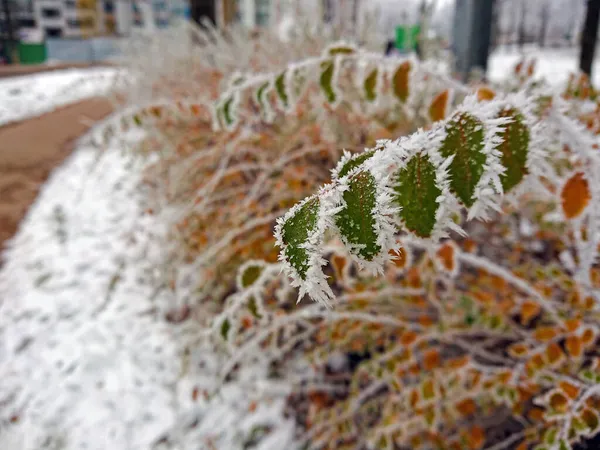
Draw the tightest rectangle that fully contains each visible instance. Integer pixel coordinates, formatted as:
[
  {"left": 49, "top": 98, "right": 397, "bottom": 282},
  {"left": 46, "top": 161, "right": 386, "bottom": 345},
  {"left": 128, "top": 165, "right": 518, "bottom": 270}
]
[{"left": 274, "top": 194, "right": 335, "bottom": 307}]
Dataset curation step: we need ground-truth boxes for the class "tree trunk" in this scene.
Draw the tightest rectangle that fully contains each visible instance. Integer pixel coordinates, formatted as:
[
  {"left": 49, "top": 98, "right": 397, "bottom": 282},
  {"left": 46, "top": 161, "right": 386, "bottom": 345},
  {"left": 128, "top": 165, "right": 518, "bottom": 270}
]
[
  {"left": 538, "top": 3, "right": 549, "bottom": 48},
  {"left": 1, "top": 0, "right": 15, "bottom": 64},
  {"left": 518, "top": 0, "right": 527, "bottom": 48},
  {"left": 580, "top": 0, "right": 600, "bottom": 76}
]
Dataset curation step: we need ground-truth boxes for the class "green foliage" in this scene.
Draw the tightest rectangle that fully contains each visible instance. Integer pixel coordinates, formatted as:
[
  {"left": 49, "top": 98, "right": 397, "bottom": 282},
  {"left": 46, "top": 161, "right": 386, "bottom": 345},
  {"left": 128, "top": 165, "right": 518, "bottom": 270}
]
[
  {"left": 221, "top": 96, "right": 235, "bottom": 127},
  {"left": 335, "top": 171, "right": 381, "bottom": 261},
  {"left": 439, "top": 113, "right": 486, "bottom": 206},
  {"left": 364, "top": 68, "right": 378, "bottom": 102},
  {"left": 337, "top": 150, "right": 375, "bottom": 178},
  {"left": 247, "top": 296, "right": 262, "bottom": 319},
  {"left": 256, "top": 81, "right": 270, "bottom": 110},
  {"left": 241, "top": 264, "right": 263, "bottom": 288},
  {"left": 393, "top": 153, "right": 441, "bottom": 238},
  {"left": 275, "top": 71, "right": 289, "bottom": 108},
  {"left": 320, "top": 59, "right": 337, "bottom": 103},
  {"left": 281, "top": 198, "right": 320, "bottom": 280},
  {"left": 220, "top": 318, "right": 231, "bottom": 340},
  {"left": 497, "top": 108, "right": 530, "bottom": 192},
  {"left": 327, "top": 45, "right": 356, "bottom": 55}
]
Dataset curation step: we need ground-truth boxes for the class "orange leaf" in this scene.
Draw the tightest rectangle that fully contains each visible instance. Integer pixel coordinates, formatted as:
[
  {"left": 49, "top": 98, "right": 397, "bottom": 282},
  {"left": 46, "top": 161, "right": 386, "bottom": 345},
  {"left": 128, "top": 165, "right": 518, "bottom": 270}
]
[
  {"left": 527, "top": 407, "right": 544, "bottom": 421},
  {"left": 546, "top": 342, "right": 565, "bottom": 365},
  {"left": 422, "top": 349, "right": 441, "bottom": 370},
  {"left": 534, "top": 327, "right": 559, "bottom": 342},
  {"left": 520, "top": 301, "right": 541, "bottom": 325},
  {"left": 508, "top": 343, "right": 530, "bottom": 358},
  {"left": 400, "top": 330, "right": 418, "bottom": 346},
  {"left": 456, "top": 398, "right": 477, "bottom": 416},
  {"left": 565, "top": 318, "right": 582, "bottom": 333},
  {"left": 429, "top": 89, "right": 451, "bottom": 122},
  {"left": 565, "top": 335, "right": 584, "bottom": 358},
  {"left": 549, "top": 391, "right": 570, "bottom": 413},
  {"left": 466, "top": 425, "right": 485, "bottom": 449},
  {"left": 476, "top": 86, "right": 496, "bottom": 102},
  {"left": 436, "top": 242, "right": 456, "bottom": 273},
  {"left": 561, "top": 172, "right": 591, "bottom": 219},
  {"left": 581, "top": 327, "right": 596, "bottom": 346},
  {"left": 559, "top": 381, "right": 580, "bottom": 400}
]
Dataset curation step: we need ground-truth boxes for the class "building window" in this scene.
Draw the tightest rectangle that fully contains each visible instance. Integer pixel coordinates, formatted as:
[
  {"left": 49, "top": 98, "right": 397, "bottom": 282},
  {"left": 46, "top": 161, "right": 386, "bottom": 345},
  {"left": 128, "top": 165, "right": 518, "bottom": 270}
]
[
  {"left": 18, "top": 18, "right": 36, "bottom": 28},
  {"left": 41, "top": 8, "right": 61, "bottom": 19},
  {"left": 45, "top": 27, "right": 63, "bottom": 37}
]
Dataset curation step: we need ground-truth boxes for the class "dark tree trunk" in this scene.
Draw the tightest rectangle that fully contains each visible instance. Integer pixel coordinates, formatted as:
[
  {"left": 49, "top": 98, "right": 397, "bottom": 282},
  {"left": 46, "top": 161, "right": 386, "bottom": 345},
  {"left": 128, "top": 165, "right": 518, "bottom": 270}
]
[
  {"left": 538, "top": 3, "right": 549, "bottom": 48},
  {"left": 1, "top": 0, "right": 15, "bottom": 64},
  {"left": 190, "top": 0, "right": 216, "bottom": 26},
  {"left": 518, "top": 0, "right": 527, "bottom": 48},
  {"left": 580, "top": 0, "right": 600, "bottom": 76}
]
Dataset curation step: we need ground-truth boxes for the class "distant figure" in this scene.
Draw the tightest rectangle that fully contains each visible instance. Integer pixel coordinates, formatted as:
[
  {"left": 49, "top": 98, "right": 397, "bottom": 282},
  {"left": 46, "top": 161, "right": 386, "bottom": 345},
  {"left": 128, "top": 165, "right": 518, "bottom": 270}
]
[
  {"left": 385, "top": 40, "right": 401, "bottom": 57},
  {"left": 385, "top": 40, "right": 395, "bottom": 56}
]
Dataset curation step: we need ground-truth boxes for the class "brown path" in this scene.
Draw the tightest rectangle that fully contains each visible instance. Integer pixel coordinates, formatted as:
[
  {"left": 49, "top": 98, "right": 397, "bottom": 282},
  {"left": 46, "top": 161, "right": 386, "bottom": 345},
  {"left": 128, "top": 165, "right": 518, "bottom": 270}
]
[{"left": 0, "top": 97, "right": 113, "bottom": 250}]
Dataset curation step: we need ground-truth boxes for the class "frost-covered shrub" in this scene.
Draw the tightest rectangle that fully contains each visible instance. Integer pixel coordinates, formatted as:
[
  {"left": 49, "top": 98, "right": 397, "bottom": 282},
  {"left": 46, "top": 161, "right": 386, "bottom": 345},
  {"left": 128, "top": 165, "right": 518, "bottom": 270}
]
[{"left": 96, "top": 27, "right": 600, "bottom": 450}]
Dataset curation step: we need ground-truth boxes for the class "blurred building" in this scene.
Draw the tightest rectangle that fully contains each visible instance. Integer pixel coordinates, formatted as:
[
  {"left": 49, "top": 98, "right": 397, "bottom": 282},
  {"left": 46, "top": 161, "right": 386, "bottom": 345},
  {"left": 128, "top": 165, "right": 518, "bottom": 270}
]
[{"left": 1, "top": 0, "right": 190, "bottom": 40}]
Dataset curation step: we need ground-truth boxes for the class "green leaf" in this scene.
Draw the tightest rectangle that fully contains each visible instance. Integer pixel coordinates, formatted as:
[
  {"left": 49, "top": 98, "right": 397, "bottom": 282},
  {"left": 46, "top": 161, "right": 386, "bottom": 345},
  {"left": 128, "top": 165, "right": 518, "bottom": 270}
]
[
  {"left": 247, "top": 296, "right": 263, "bottom": 319},
  {"left": 439, "top": 113, "right": 486, "bottom": 206},
  {"left": 320, "top": 59, "right": 337, "bottom": 103},
  {"left": 255, "top": 81, "right": 270, "bottom": 116},
  {"left": 558, "top": 439, "right": 571, "bottom": 450},
  {"left": 328, "top": 45, "right": 355, "bottom": 55},
  {"left": 282, "top": 197, "right": 320, "bottom": 280},
  {"left": 392, "top": 61, "right": 411, "bottom": 103},
  {"left": 543, "top": 427, "right": 558, "bottom": 445},
  {"left": 133, "top": 114, "right": 143, "bottom": 126},
  {"left": 221, "top": 96, "right": 235, "bottom": 127},
  {"left": 496, "top": 108, "right": 530, "bottom": 192},
  {"left": 220, "top": 318, "right": 231, "bottom": 340},
  {"left": 335, "top": 171, "right": 381, "bottom": 261},
  {"left": 364, "top": 68, "right": 378, "bottom": 102},
  {"left": 393, "top": 153, "right": 441, "bottom": 238},
  {"left": 274, "top": 71, "right": 289, "bottom": 108},
  {"left": 337, "top": 150, "right": 375, "bottom": 178},
  {"left": 241, "top": 264, "right": 263, "bottom": 288}
]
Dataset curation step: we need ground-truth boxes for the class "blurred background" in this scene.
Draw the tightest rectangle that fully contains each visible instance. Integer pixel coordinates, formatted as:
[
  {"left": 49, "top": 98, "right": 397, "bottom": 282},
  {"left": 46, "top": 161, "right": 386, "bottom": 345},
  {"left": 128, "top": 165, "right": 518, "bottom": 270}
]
[{"left": 0, "top": 0, "right": 599, "bottom": 83}]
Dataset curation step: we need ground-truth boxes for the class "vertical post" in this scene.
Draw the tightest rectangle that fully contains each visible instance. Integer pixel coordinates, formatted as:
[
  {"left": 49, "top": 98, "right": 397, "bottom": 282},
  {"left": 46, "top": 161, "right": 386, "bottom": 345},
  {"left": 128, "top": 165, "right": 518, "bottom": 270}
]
[
  {"left": 1, "top": 0, "right": 15, "bottom": 63},
  {"left": 579, "top": 0, "right": 600, "bottom": 76},
  {"left": 452, "top": 0, "right": 494, "bottom": 82}
]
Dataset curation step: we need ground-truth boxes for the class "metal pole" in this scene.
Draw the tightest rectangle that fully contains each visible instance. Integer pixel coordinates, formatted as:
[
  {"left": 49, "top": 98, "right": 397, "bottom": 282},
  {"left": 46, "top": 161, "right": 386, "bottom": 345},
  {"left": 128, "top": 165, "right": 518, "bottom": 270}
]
[{"left": 580, "top": 0, "right": 600, "bottom": 76}]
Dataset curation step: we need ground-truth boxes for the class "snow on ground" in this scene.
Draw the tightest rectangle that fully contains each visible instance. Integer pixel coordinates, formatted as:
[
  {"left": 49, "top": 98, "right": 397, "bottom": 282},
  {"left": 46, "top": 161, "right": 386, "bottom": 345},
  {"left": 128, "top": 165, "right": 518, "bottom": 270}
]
[
  {"left": 488, "top": 46, "right": 600, "bottom": 86},
  {"left": 0, "top": 124, "right": 295, "bottom": 449},
  {"left": 0, "top": 68, "right": 124, "bottom": 127}
]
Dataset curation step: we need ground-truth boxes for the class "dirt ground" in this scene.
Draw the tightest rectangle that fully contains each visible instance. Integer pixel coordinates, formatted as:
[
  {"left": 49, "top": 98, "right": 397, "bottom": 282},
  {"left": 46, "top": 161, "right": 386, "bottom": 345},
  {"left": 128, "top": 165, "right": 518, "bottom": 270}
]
[{"left": 0, "top": 97, "right": 113, "bottom": 251}]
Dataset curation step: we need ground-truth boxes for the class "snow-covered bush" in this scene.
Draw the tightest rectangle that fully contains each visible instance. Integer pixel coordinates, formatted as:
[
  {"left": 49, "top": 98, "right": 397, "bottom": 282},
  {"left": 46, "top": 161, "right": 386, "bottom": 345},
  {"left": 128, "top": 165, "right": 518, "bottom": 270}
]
[{"left": 93, "top": 24, "right": 600, "bottom": 450}]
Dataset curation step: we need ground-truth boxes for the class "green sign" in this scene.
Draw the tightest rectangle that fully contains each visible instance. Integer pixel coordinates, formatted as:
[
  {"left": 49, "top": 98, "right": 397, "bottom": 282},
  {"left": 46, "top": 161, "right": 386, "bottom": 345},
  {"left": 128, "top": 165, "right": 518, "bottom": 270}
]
[{"left": 395, "top": 25, "right": 421, "bottom": 51}]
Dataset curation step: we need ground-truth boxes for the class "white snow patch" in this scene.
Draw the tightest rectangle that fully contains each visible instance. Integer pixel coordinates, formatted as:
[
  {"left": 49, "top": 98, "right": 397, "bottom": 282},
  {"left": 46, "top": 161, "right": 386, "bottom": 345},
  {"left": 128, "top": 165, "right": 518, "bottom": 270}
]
[
  {"left": 488, "top": 47, "right": 600, "bottom": 87},
  {"left": 0, "top": 68, "right": 124, "bottom": 126},
  {"left": 0, "top": 127, "right": 296, "bottom": 449}
]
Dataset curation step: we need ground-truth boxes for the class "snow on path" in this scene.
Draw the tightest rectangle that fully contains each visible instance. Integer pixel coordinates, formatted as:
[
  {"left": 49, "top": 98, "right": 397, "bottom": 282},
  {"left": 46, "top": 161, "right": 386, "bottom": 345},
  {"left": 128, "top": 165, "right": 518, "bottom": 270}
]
[
  {"left": 0, "top": 126, "right": 295, "bottom": 449},
  {"left": 0, "top": 68, "right": 123, "bottom": 127}
]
